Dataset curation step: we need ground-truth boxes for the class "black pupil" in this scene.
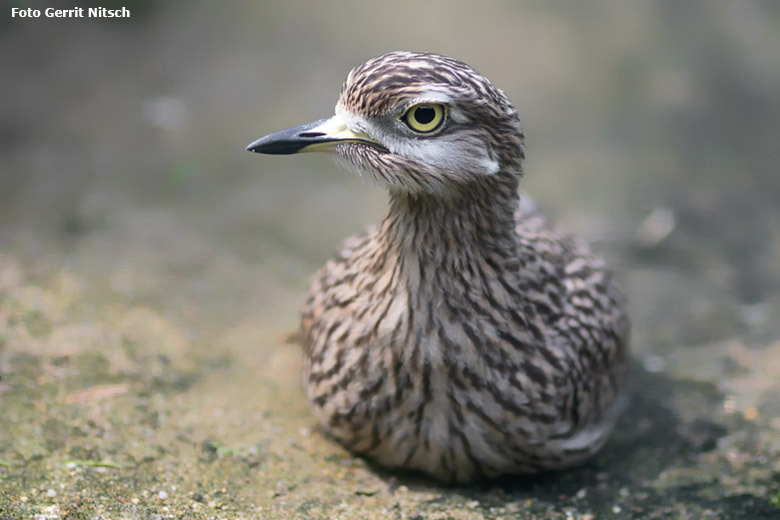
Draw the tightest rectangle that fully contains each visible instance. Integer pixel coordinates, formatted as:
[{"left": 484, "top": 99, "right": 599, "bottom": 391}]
[{"left": 414, "top": 106, "right": 436, "bottom": 125}]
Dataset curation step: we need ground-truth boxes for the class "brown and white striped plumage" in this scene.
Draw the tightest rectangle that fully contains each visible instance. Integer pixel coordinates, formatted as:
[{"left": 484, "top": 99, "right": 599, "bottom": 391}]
[{"left": 263, "top": 52, "right": 629, "bottom": 483}]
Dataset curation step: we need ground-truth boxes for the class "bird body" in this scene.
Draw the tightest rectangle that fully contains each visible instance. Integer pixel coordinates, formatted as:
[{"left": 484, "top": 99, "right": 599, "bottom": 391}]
[{"left": 248, "top": 52, "right": 629, "bottom": 483}]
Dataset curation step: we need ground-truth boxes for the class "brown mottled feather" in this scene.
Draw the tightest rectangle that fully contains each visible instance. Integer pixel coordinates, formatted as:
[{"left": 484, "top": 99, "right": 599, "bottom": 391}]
[{"left": 290, "top": 52, "right": 627, "bottom": 483}]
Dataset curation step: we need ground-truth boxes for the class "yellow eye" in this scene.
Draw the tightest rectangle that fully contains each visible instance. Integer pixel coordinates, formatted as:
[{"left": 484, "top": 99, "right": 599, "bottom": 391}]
[{"left": 402, "top": 104, "right": 446, "bottom": 134}]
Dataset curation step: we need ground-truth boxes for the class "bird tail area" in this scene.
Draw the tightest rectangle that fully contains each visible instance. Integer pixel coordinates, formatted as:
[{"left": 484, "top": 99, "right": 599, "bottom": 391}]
[{"left": 544, "top": 394, "right": 630, "bottom": 469}]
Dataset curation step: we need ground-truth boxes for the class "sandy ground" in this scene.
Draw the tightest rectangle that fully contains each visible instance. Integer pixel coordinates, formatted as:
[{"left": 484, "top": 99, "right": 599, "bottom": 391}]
[{"left": 1, "top": 1, "right": 779, "bottom": 518}]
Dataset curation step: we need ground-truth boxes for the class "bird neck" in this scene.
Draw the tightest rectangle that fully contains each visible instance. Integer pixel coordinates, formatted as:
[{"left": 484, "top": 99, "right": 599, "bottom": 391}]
[{"left": 378, "top": 175, "right": 521, "bottom": 269}]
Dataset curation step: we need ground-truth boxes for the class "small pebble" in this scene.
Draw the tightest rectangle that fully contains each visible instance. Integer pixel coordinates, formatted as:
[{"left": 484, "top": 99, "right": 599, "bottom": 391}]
[
  {"left": 638, "top": 206, "right": 675, "bottom": 246},
  {"left": 743, "top": 407, "right": 759, "bottom": 421}
]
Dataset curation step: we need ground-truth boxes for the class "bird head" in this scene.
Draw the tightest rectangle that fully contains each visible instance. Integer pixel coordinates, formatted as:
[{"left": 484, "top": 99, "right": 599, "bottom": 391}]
[{"left": 247, "top": 51, "right": 525, "bottom": 197}]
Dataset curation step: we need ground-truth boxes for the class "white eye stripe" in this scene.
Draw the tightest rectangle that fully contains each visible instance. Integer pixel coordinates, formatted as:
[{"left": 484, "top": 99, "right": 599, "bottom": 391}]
[
  {"left": 407, "top": 90, "right": 453, "bottom": 106},
  {"left": 448, "top": 107, "right": 468, "bottom": 124}
]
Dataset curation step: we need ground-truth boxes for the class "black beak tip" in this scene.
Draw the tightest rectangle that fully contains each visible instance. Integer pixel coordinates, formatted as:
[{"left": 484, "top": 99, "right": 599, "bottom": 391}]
[
  {"left": 246, "top": 137, "right": 267, "bottom": 153},
  {"left": 245, "top": 136, "right": 315, "bottom": 155}
]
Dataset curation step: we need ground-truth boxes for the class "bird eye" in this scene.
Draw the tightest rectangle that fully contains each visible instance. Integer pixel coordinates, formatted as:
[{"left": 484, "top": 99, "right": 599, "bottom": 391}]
[{"left": 402, "top": 104, "right": 446, "bottom": 134}]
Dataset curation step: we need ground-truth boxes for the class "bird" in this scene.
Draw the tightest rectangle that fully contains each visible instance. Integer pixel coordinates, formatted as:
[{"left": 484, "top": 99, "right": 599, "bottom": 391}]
[{"left": 246, "top": 51, "right": 629, "bottom": 484}]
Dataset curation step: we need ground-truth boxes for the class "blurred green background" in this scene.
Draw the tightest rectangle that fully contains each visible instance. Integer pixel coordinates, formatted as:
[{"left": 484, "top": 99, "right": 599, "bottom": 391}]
[{"left": 1, "top": 1, "right": 779, "bottom": 518}]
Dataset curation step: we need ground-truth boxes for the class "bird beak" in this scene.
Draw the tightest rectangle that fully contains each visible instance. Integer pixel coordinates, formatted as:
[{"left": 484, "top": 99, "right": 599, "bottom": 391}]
[{"left": 246, "top": 113, "right": 381, "bottom": 155}]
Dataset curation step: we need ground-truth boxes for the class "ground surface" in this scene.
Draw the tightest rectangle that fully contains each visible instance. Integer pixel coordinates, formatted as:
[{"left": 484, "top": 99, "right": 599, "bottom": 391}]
[{"left": 1, "top": 2, "right": 780, "bottom": 518}]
